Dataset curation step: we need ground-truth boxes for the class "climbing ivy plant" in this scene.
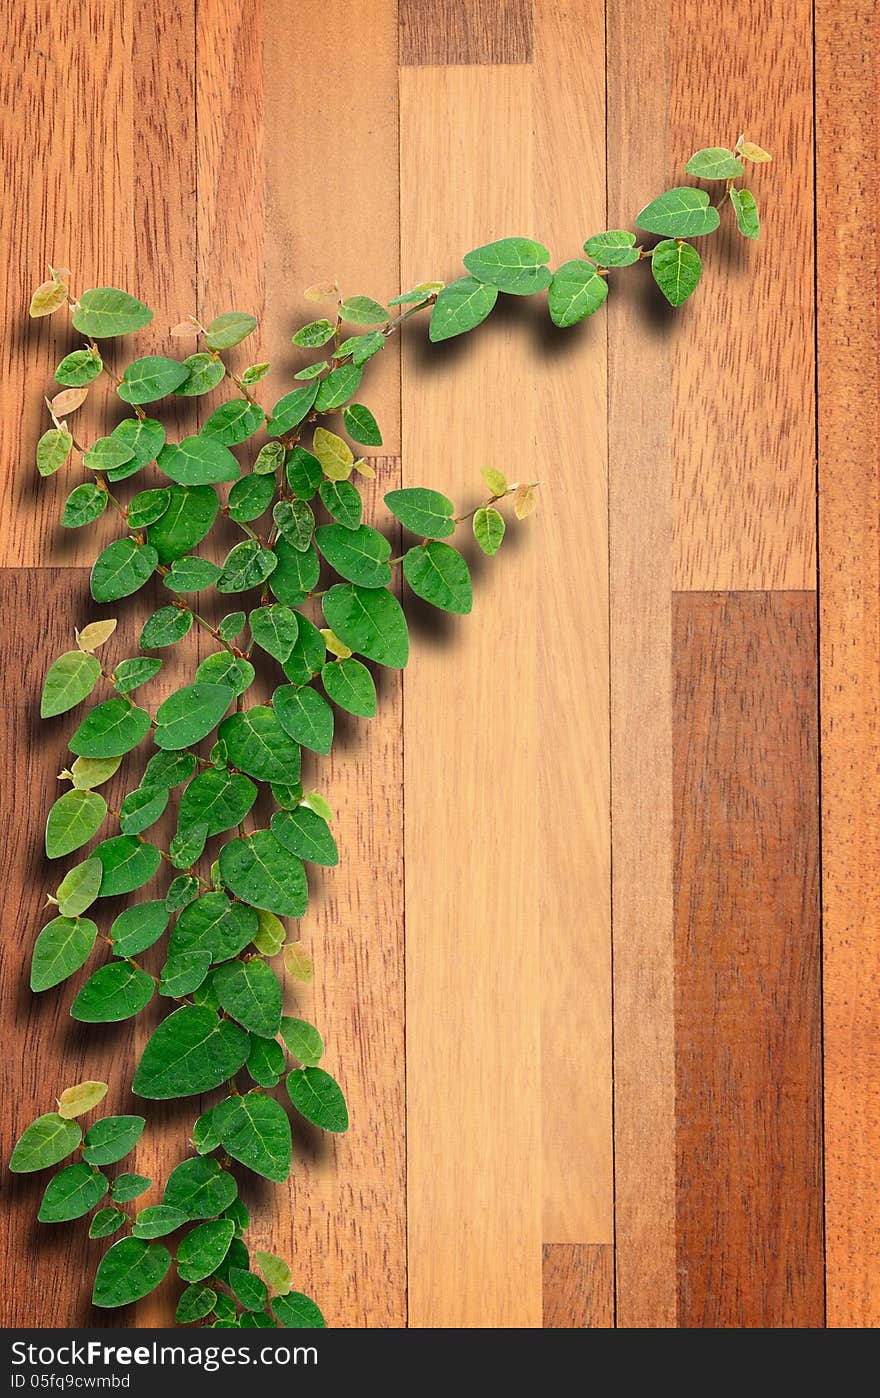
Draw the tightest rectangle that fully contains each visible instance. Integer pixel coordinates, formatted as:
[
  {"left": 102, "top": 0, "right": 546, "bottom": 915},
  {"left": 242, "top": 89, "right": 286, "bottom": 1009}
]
[{"left": 11, "top": 139, "right": 770, "bottom": 1328}]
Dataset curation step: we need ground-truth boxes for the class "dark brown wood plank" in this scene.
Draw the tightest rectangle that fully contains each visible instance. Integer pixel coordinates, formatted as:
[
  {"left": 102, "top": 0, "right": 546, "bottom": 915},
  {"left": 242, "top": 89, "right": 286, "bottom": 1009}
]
[
  {"left": 399, "top": 0, "right": 532, "bottom": 65},
  {"left": 815, "top": 0, "right": 880, "bottom": 1329},
  {"left": 542, "top": 1245, "right": 614, "bottom": 1328},
  {"left": 672, "top": 591, "right": 823, "bottom": 1328}
]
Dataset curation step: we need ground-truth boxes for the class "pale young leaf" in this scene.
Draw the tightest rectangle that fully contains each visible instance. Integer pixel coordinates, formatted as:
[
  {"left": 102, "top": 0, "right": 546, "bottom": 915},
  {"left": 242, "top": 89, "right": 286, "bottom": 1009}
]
[
  {"left": 76, "top": 619, "right": 118, "bottom": 653},
  {"left": 301, "top": 791, "right": 334, "bottom": 822},
  {"left": 303, "top": 281, "right": 338, "bottom": 303},
  {"left": 481, "top": 466, "right": 508, "bottom": 497},
  {"left": 352, "top": 459, "right": 376, "bottom": 479},
  {"left": 513, "top": 483, "right": 537, "bottom": 520},
  {"left": 282, "top": 942, "right": 314, "bottom": 983},
  {"left": 57, "top": 1080, "right": 109, "bottom": 1119},
  {"left": 737, "top": 139, "right": 772, "bottom": 163},
  {"left": 30, "top": 278, "right": 69, "bottom": 318},
  {"left": 50, "top": 387, "right": 89, "bottom": 415},
  {"left": 319, "top": 629, "right": 352, "bottom": 659},
  {"left": 170, "top": 319, "right": 201, "bottom": 337}
]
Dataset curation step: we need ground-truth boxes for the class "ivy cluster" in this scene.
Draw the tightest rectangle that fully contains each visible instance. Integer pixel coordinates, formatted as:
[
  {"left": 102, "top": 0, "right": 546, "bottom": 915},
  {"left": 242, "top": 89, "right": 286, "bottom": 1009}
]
[{"left": 11, "top": 138, "right": 769, "bottom": 1328}]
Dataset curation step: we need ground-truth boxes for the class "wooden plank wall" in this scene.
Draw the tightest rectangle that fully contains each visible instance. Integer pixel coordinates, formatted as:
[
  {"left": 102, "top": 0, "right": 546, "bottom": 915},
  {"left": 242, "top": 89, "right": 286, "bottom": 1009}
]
[{"left": 1, "top": 0, "right": 874, "bottom": 1330}]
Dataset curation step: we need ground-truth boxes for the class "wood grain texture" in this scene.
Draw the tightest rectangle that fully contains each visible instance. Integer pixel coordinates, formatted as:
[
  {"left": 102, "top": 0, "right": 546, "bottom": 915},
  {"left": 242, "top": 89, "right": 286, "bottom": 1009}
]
[
  {"left": 400, "top": 65, "right": 542, "bottom": 1328},
  {"left": 815, "top": 0, "right": 880, "bottom": 1329},
  {"left": 606, "top": 0, "right": 677, "bottom": 1330},
  {"left": 533, "top": 0, "right": 613, "bottom": 1246},
  {"left": 673, "top": 591, "right": 823, "bottom": 1328},
  {"left": 399, "top": 0, "right": 532, "bottom": 64},
  {"left": 542, "top": 1245, "right": 614, "bottom": 1328}
]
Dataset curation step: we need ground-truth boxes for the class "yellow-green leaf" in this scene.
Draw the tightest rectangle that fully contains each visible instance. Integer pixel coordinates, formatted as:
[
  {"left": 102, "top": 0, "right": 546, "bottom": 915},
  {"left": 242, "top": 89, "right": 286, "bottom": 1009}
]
[
  {"left": 481, "top": 466, "right": 508, "bottom": 496},
  {"left": 313, "top": 428, "right": 354, "bottom": 481},
  {"left": 57, "top": 1080, "right": 109, "bottom": 1119},
  {"left": 76, "top": 619, "right": 117, "bottom": 652}
]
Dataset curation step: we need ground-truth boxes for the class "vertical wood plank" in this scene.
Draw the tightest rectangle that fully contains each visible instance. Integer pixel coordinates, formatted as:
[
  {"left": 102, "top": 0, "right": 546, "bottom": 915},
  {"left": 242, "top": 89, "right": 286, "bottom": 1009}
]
[
  {"left": 533, "top": 1, "right": 613, "bottom": 1247},
  {"left": 401, "top": 65, "right": 542, "bottom": 1328},
  {"left": 399, "top": 0, "right": 532, "bottom": 64},
  {"left": 673, "top": 590, "right": 823, "bottom": 1328},
  {"left": 816, "top": 0, "right": 880, "bottom": 1329},
  {"left": 542, "top": 1245, "right": 614, "bottom": 1328},
  {"left": 606, "top": 0, "right": 677, "bottom": 1329}
]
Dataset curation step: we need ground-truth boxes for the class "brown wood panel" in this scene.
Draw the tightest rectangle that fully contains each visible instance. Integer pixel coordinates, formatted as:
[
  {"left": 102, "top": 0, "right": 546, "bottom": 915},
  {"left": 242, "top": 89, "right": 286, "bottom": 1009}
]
[
  {"left": 533, "top": 0, "right": 613, "bottom": 1248},
  {"left": 816, "top": 0, "right": 880, "bottom": 1329},
  {"left": 542, "top": 1245, "right": 614, "bottom": 1328},
  {"left": 400, "top": 64, "right": 543, "bottom": 1328},
  {"left": 606, "top": 0, "right": 677, "bottom": 1330},
  {"left": 673, "top": 591, "right": 823, "bottom": 1328},
  {"left": 399, "top": 0, "right": 532, "bottom": 65}
]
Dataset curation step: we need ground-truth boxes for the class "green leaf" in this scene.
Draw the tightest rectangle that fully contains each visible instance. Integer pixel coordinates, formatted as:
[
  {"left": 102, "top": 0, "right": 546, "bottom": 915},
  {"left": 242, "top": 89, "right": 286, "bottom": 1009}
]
[
  {"left": 268, "top": 540, "right": 320, "bottom": 605},
  {"left": 651, "top": 238, "right": 702, "bottom": 306},
  {"left": 111, "top": 900, "right": 169, "bottom": 956},
  {"left": 229, "top": 1268, "right": 269, "bottom": 1312},
  {"left": 91, "top": 538, "right": 157, "bottom": 602},
  {"left": 730, "top": 187, "right": 760, "bottom": 240},
  {"left": 134, "top": 1006, "right": 251, "bottom": 1099},
  {"left": 37, "top": 427, "right": 73, "bottom": 477},
  {"left": 45, "top": 789, "right": 106, "bottom": 858},
  {"left": 118, "top": 355, "right": 188, "bottom": 404},
  {"left": 341, "top": 330, "right": 385, "bottom": 367},
  {"left": 473, "top": 505, "right": 505, "bottom": 555},
  {"left": 635, "top": 186, "right": 721, "bottom": 238},
  {"left": 92, "top": 1236, "right": 171, "bottom": 1308},
  {"left": 429, "top": 276, "right": 498, "bottom": 342},
  {"left": 147, "top": 484, "right": 219, "bottom": 563},
  {"left": 384, "top": 487, "right": 454, "bottom": 538},
  {"left": 83, "top": 1115, "right": 145, "bottom": 1166},
  {"left": 340, "top": 294, "right": 388, "bottom": 325},
  {"left": 62, "top": 482, "right": 107, "bottom": 529},
  {"left": 178, "top": 1219, "right": 236, "bottom": 1282},
  {"left": 220, "top": 707, "right": 304, "bottom": 784},
  {"left": 228, "top": 472, "right": 275, "bottom": 523},
  {"left": 69, "top": 754, "right": 122, "bottom": 789},
  {"left": 274, "top": 684, "right": 334, "bottom": 755},
  {"left": 144, "top": 751, "right": 198, "bottom": 791},
  {"left": 271, "top": 807, "right": 338, "bottom": 867},
  {"left": 69, "top": 699, "right": 151, "bottom": 758},
  {"left": 114, "top": 657, "right": 162, "bottom": 694},
  {"left": 295, "top": 362, "right": 327, "bottom": 380},
  {"left": 315, "top": 523, "right": 391, "bottom": 588},
  {"left": 321, "top": 658, "right": 376, "bottom": 717},
  {"left": 132, "top": 1205, "right": 188, "bottom": 1238},
  {"left": 140, "top": 606, "right": 193, "bottom": 648},
  {"left": 322, "top": 584, "right": 409, "bottom": 667},
  {"left": 214, "top": 959, "right": 282, "bottom": 1038},
  {"left": 41, "top": 651, "right": 101, "bottom": 718},
  {"left": 314, "top": 364, "right": 362, "bottom": 412},
  {"left": 201, "top": 398, "right": 265, "bottom": 446},
  {"left": 30, "top": 915, "right": 97, "bottom": 992},
  {"left": 287, "top": 1066, "right": 348, "bottom": 1133},
  {"left": 70, "top": 961, "right": 155, "bottom": 1022},
  {"left": 219, "top": 611, "right": 246, "bottom": 641},
  {"left": 282, "top": 614, "right": 326, "bottom": 685},
  {"left": 176, "top": 1284, "right": 217, "bottom": 1323},
  {"left": 271, "top": 1292, "right": 326, "bottom": 1328},
  {"left": 255, "top": 1251, "right": 292, "bottom": 1295},
  {"left": 168, "top": 891, "right": 257, "bottom": 962},
  {"left": 547, "top": 259, "right": 609, "bottom": 327},
  {"left": 219, "top": 832, "right": 308, "bottom": 919},
  {"left": 247, "top": 1035, "right": 286, "bottom": 1088},
  {"left": 319, "top": 479, "right": 362, "bottom": 529},
  {"left": 214, "top": 1093, "right": 292, "bottom": 1183},
  {"left": 92, "top": 835, "right": 162, "bottom": 896},
  {"left": 83, "top": 436, "right": 135, "bottom": 472},
  {"left": 154, "top": 682, "right": 233, "bottom": 750},
  {"left": 248, "top": 604, "right": 299, "bottom": 662},
  {"left": 403, "top": 541, "right": 472, "bottom": 614},
  {"left": 266, "top": 381, "right": 319, "bottom": 437},
  {"left": 127, "top": 487, "right": 171, "bottom": 529},
  {"left": 292, "top": 318, "right": 335, "bottom": 347},
  {"left": 55, "top": 347, "right": 103, "bottom": 386},
  {"left": 196, "top": 651, "right": 255, "bottom": 697},
  {"left": 286, "top": 446, "right": 322, "bottom": 499},
  {"left": 170, "top": 822, "right": 208, "bottom": 868},
  {"left": 583, "top": 230, "right": 640, "bottom": 267},
  {"left": 56, "top": 858, "right": 103, "bottom": 917},
  {"left": 174, "top": 352, "right": 226, "bottom": 397},
  {"left": 685, "top": 146, "right": 744, "bottom": 179},
  {"left": 38, "top": 1163, "right": 108, "bottom": 1222},
  {"left": 252, "top": 909, "right": 284, "bottom": 955},
  {"left": 163, "top": 555, "right": 223, "bottom": 593},
  {"left": 72, "top": 288, "right": 152, "bottom": 338},
  {"left": 162, "top": 1155, "right": 238, "bottom": 1218},
  {"left": 178, "top": 767, "right": 257, "bottom": 838},
  {"left": 10, "top": 1113, "right": 82, "bottom": 1173},
  {"left": 90, "top": 1207, "right": 127, "bottom": 1239},
  {"left": 217, "top": 540, "right": 278, "bottom": 593},
  {"left": 110, "top": 1173, "right": 152, "bottom": 1203},
  {"left": 273, "top": 499, "right": 315, "bottom": 552},
  {"left": 192, "top": 1108, "right": 220, "bottom": 1155},
  {"left": 339, "top": 405, "right": 381, "bottom": 449},
  {"left": 118, "top": 785, "right": 169, "bottom": 836},
  {"left": 160, "top": 435, "right": 240, "bottom": 486},
  {"left": 108, "top": 418, "right": 166, "bottom": 479},
  {"left": 205, "top": 312, "right": 258, "bottom": 350},
  {"left": 159, "top": 950, "right": 212, "bottom": 997},
  {"left": 280, "top": 1017, "right": 324, "bottom": 1066},
  {"left": 462, "top": 236, "right": 551, "bottom": 294}
]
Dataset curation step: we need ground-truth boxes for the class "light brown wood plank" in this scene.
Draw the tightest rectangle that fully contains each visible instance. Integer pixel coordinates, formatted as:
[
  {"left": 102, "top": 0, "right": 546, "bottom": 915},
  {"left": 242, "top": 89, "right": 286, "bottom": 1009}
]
[
  {"left": 669, "top": 0, "right": 815, "bottom": 590},
  {"left": 673, "top": 590, "right": 823, "bottom": 1328},
  {"left": 533, "top": 0, "right": 613, "bottom": 1246},
  {"left": 816, "top": 0, "right": 880, "bottom": 1329},
  {"left": 606, "top": 0, "right": 677, "bottom": 1329},
  {"left": 401, "top": 64, "right": 542, "bottom": 1328},
  {"left": 399, "top": 0, "right": 532, "bottom": 65},
  {"left": 258, "top": 1, "right": 406, "bottom": 1327},
  {"left": 542, "top": 1245, "right": 614, "bottom": 1328}
]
